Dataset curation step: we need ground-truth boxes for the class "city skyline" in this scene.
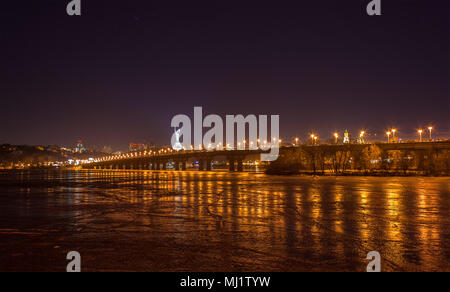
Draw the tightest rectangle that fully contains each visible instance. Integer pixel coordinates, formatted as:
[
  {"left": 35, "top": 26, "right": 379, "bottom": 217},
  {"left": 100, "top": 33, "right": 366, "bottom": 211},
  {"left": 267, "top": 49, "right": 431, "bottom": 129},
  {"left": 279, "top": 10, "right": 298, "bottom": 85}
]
[{"left": 1, "top": 124, "right": 446, "bottom": 152}]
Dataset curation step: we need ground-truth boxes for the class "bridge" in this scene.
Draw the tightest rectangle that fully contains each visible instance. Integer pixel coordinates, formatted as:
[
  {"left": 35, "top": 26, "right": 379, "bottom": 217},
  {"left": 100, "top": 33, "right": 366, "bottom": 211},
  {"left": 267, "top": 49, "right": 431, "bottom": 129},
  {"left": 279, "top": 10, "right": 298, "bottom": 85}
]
[
  {"left": 303, "top": 141, "right": 450, "bottom": 152},
  {"left": 82, "top": 141, "right": 450, "bottom": 172},
  {"left": 83, "top": 148, "right": 270, "bottom": 172}
]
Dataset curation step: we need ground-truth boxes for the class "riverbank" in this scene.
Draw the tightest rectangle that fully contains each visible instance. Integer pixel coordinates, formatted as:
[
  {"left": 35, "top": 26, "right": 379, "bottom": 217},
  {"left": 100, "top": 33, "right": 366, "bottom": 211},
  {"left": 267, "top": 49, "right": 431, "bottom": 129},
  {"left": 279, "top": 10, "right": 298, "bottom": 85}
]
[
  {"left": 265, "top": 145, "right": 450, "bottom": 177},
  {"left": 265, "top": 169, "right": 450, "bottom": 177}
]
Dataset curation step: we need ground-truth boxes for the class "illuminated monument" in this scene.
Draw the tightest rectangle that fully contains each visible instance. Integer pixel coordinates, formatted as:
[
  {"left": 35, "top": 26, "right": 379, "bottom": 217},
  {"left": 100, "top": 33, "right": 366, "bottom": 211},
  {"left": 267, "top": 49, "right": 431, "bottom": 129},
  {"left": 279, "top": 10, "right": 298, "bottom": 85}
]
[
  {"left": 343, "top": 130, "right": 350, "bottom": 144},
  {"left": 172, "top": 128, "right": 183, "bottom": 151}
]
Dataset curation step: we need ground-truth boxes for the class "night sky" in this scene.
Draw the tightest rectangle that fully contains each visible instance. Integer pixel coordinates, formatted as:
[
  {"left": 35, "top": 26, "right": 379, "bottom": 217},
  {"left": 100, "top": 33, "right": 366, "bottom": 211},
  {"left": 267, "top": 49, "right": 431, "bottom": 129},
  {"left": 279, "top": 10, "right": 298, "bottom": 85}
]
[{"left": 1, "top": 0, "right": 448, "bottom": 151}]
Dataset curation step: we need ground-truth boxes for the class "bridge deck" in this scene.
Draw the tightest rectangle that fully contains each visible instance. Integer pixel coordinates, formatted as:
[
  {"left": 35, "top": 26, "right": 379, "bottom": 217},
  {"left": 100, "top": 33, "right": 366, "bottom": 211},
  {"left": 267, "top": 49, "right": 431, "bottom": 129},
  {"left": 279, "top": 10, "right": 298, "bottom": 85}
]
[{"left": 83, "top": 141, "right": 450, "bottom": 171}]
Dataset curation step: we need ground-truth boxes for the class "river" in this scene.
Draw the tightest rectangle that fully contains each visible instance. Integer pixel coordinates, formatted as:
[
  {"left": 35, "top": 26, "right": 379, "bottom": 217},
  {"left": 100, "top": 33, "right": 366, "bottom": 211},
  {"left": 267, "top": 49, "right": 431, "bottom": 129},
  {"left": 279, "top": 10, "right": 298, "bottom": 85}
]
[{"left": 0, "top": 170, "right": 449, "bottom": 272}]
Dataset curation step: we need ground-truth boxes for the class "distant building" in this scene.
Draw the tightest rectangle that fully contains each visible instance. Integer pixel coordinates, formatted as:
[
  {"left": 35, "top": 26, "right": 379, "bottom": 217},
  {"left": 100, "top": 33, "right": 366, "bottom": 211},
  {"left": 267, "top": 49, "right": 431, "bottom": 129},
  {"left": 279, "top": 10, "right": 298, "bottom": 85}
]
[
  {"left": 129, "top": 143, "right": 148, "bottom": 152},
  {"left": 147, "top": 144, "right": 157, "bottom": 151},
  {"left": 102, "top": 145, "right": 114, "bottom": 154},
  {"left": 75, "top": 140, "right": 86, "bottom": 153},
  {"left": 47, "top": 145, "right": 61, "bottom": 152}
]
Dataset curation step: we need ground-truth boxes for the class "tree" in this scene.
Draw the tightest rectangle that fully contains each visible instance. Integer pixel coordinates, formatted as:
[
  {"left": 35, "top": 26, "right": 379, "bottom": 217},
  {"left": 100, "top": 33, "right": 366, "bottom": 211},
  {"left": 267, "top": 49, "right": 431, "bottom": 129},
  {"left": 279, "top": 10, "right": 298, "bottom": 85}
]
[
  {"left": 361, "top": 145, "right": 382, "bottom": 173},
  {"left": 399, "top": 151, "right": 413, "bottom": 175},
  {"left": 389, "top": 150, "right": 403, "bottom": 171}
]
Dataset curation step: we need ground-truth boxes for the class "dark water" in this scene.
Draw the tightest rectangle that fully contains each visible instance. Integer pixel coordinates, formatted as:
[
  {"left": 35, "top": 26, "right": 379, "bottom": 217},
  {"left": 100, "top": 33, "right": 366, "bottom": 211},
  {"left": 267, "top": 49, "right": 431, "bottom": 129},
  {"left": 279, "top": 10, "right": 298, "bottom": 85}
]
[{"left": 0, "top": 170, "right": 449, "bottom": 272}]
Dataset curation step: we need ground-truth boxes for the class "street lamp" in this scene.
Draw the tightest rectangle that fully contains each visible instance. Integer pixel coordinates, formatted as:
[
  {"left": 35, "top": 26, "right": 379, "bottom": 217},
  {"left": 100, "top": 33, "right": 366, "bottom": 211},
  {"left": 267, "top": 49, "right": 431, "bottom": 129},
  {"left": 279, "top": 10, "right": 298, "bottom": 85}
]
[
  {"left": 311, "top": 134, "right": 315, "bottom": 145},
  {"left": 386, "top": 131, "right": 391, "bottom": 143},
  {"left": 360, "top": 131, "right": 366, "bottom": 144},
  {"left": 295, "top": 137, "right": 299, "bottom": 146},
  {"left": 334, "top": 133, "right": 339, "bottom": 144},
  {"left": 418, "top": 130, "right": 423, "bottom": 142},
  {"left": 428, "top": 127, "right": 433, "bottom": 141},
  {"left": 392, "top": 129, "right": 397, "bottom": 143}
]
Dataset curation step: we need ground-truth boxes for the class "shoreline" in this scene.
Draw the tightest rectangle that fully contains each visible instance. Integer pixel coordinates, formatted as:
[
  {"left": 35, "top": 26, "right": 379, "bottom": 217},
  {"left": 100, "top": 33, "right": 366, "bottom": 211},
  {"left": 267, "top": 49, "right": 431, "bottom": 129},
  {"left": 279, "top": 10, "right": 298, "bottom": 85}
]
[
  {"left": 0, "top": 168, "right": 448, "bottom": 178},
  {"left": 265, "top": 170, "right": 449, "bottom": 177}
]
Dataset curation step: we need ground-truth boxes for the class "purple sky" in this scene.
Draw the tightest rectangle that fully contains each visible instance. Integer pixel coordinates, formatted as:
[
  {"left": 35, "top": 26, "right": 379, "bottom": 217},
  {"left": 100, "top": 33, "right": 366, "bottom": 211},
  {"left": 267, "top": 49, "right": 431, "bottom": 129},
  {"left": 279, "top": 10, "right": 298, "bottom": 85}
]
[{"left": 1, "top": 0, "right": 449, "bottom": 151}]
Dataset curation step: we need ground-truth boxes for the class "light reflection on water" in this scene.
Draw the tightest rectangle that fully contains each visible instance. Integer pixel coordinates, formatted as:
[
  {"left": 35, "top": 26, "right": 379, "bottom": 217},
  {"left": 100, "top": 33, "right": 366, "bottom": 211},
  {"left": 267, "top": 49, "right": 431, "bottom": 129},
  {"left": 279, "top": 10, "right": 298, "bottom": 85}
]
[{"left": 0, "top": 170, "right": 449, "bottom": 272}]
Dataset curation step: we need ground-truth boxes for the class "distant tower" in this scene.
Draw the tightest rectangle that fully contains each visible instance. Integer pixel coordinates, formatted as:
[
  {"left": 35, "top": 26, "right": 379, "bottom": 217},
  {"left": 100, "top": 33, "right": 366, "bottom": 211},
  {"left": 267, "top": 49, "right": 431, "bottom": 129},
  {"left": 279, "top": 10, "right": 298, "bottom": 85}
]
[
  {"left": 75, "top": 140, "right": 86, "bottom": 153},
  {"left": 343, "top": 130, "right": 350, "bottom": 144}
]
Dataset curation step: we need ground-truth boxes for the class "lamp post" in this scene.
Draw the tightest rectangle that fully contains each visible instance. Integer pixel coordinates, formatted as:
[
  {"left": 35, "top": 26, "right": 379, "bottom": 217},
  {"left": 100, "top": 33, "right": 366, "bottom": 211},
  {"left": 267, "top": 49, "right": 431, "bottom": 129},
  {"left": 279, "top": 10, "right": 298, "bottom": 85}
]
[
  {"left": 428, "top": 127, "right": 433, "bottom": 141},
  {"left": 311, "top": 134, "right": 315, "bottom": 145},
  {"left": 360, "top": 131, "right": 366, "bottom": 144},
  {"left": 272, "top": 138, "right": 278, "bottom": 147},
  {"left": 386, "top": 131, "right": 391, "bottom": 143},
  {"left": 391, "top": 129, "right": 397, "bottom": 143},
  {"left": 418, "top": 130, "right": 423, "bottom": 142},
  {"left": 334, "top": 133, "right": 339, "bottom": 144}
]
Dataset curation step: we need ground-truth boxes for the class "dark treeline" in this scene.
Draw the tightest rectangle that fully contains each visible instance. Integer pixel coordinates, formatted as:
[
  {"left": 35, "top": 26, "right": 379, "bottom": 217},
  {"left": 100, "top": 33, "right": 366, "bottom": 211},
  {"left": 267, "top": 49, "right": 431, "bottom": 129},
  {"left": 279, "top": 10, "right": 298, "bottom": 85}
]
[
  {"left": 267, "top": 145, "right": 450, "bottom": 176},
  {"left": 0, "top": 144, "right": 103, "bottom": 168},
  {"left": 0, "top": 145, "right": 64, "bottom": 167}
]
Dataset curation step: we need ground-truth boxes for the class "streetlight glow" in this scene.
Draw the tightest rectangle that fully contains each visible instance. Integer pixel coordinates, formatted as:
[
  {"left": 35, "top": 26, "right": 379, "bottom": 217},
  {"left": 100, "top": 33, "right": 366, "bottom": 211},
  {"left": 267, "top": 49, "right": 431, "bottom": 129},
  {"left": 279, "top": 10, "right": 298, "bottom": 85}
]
[{"left": 392, "top": 129, "right": 397, "bottom": 142}]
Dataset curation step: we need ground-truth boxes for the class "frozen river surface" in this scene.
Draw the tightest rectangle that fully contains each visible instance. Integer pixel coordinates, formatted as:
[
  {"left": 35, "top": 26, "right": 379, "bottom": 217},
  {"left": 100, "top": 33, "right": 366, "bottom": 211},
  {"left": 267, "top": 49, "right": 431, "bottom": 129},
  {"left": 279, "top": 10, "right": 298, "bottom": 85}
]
[{"left": 0, "top": 170, "right": 449, "bottom": 272}]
